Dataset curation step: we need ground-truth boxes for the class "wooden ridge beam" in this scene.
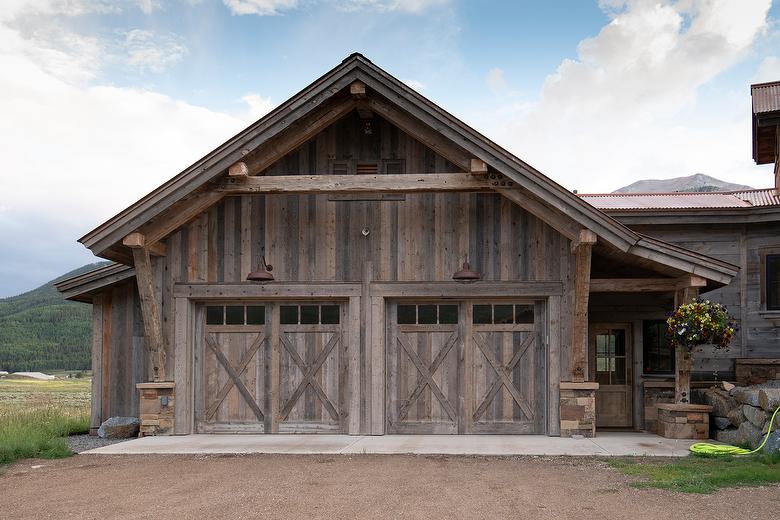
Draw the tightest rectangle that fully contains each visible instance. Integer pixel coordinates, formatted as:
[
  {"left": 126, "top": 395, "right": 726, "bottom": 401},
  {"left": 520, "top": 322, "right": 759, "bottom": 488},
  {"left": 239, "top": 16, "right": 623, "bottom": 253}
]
[
  {"left": 122, "top": 232, "right": 166, "bottom": 381},
  {"left": 215, "top": 173, "right": 493, "bottom": 194},
  {"left": 228, "top": 161, "right": 249, "bottom": 177}
]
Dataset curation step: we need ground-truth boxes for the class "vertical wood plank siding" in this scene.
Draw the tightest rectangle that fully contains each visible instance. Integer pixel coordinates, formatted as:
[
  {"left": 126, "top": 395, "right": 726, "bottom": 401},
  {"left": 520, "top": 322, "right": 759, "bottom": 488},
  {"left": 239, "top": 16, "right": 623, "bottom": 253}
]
[{"left": 92, "top": 113, "right": 576, "bottom": 422}]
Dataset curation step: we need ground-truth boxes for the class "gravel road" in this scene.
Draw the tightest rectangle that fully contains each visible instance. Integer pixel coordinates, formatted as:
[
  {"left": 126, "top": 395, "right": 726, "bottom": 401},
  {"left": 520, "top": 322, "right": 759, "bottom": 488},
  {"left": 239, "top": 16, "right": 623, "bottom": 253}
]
[{"left": 1, "top": 454, "right": 778, "bottom": 519}]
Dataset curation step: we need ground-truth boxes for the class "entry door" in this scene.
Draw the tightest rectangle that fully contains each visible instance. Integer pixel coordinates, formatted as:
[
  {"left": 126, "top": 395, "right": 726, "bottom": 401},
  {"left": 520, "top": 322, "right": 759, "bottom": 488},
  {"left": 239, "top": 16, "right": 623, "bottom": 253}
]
[{"left": 590, "top": 324, "right": 632, "bottom": 428}]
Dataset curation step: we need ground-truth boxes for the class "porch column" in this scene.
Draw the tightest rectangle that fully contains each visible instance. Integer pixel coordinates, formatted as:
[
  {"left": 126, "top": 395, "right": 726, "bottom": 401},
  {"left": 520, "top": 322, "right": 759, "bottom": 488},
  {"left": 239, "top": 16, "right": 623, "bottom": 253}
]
[
  {"left": 570, "top": 229, "right": 597, "bottom": 382},
  {"left": 123, "top": 232, "right": 167, "bottom": 382},
  {"left": 673, "top": 278, "right": 703, "bottom": 404}
]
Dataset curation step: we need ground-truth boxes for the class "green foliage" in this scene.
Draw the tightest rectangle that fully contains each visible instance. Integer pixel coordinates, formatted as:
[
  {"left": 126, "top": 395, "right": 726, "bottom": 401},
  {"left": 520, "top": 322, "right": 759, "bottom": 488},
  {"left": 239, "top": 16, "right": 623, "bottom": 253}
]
[
  {"left": 0, "top": 379, "right": 91, "bottom": 465},
  {"left": 0, "top": 263, "right": 107, "bottom": 372},
  {"left": 609, "top": 454, "right": 780, "bottom": 494}
]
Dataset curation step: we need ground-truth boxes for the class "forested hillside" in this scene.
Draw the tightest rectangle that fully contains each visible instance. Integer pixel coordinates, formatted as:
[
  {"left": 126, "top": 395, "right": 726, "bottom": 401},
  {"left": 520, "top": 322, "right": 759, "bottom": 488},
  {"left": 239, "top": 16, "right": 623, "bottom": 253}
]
[{"left": 0, "top": 263, "right": 106, "bottom": 372}]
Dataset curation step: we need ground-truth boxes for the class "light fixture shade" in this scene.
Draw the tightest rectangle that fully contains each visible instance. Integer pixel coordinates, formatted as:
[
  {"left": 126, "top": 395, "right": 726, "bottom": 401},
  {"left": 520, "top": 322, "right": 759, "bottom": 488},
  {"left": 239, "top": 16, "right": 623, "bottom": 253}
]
[
  {"left": 452, "top": 261, "right": 481, "bottom": 283},
  {"left": 247, "top": 256, "right": 274, "bottom": 283}
]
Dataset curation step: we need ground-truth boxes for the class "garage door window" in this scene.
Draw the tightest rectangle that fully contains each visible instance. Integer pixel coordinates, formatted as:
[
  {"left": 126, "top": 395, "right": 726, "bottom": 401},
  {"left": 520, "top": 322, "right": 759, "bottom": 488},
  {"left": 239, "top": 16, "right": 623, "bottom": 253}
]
[
  {"left": 397, "top": 304, "right": 458, "bottom": 324},
  {"left": 206, "top": 305, "right": 266, "bottom": 326},
  {"left": 472, "top": 304, "right": 534, "bottom": 324},
  {"left": 280, "top": 304, "right": 340, "bottom": 325}
]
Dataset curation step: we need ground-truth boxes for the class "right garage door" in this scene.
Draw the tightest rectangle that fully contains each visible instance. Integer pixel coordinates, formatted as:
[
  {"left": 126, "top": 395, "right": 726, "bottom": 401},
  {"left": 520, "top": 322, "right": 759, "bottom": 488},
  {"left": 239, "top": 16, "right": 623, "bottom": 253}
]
[{"left": 386, "top": 301, "right": 546, "bottom": 434}]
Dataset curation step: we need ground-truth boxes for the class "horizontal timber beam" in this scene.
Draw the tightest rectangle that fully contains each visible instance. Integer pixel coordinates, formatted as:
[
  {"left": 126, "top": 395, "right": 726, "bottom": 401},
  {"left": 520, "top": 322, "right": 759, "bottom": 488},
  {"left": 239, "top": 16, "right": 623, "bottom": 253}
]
[
  {"left": 215, "top": 173, "right": 493, "bottom": 194},
  {"left": 174, "top": 283, "right": 362, "bottom": 299},
  {"left": 590, "top": 278, "right": 682, "bottom": 293}
]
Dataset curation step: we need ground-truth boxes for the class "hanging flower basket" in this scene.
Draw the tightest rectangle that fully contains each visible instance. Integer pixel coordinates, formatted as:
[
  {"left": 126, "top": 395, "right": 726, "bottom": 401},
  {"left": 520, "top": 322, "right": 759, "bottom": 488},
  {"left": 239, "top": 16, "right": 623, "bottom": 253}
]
[{"left": 666, "top": 299, "right": 737, "bottom": 352}]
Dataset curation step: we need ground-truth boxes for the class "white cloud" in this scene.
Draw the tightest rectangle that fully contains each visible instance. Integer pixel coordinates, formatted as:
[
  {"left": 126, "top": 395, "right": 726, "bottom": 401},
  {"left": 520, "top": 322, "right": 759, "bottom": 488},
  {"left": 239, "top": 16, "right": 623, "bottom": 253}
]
[
  {"left": 485, "top": 67, "right": 508, "bottom": 94},
  {"left": 483, "top": 0, "right": 774, "bottom": 193},
  {"left": 136, "top": 0, "right": 161, "bottom": 14},
  {"left": 401, "top": 78, "right": 426, "bottom": 91},
  {"left": 121, "top": 29, "right": 187, "bottom": 73},
  {"left": 0, "top": 2, "right": 265, "bottom": 296},
  {"left": 223, "top": 0, "right": 299, "bottom": 16},
  {"left": 336, "top": 0, "right": 448, "bottom": 13},
  {"left": 242, "top": 93, "right": 275, "bottom": 119},
  {"left": 755, "top": 56, "right": 780, "bottom": 83}
]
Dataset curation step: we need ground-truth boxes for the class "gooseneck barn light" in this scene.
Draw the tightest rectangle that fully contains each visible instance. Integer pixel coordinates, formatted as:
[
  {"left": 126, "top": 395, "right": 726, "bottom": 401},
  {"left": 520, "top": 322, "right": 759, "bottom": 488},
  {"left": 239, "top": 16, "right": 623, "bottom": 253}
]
[{"left": 247, "top": 256, "right": 274, "bottom": 283}]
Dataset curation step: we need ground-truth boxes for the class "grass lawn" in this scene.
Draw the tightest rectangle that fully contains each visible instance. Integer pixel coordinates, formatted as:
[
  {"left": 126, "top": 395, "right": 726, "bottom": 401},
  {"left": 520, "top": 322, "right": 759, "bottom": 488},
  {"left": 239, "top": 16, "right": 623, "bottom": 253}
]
[
  {"left": 0, "top": 377, "right": 90, "bottom": 466},
  {"left": 610, "top": 452, "right": 780, "bottom": 493}
]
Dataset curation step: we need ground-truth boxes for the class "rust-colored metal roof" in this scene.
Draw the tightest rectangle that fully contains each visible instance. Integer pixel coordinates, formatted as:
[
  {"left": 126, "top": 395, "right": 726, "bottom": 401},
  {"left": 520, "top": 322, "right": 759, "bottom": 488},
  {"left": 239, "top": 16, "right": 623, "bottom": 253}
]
[
  {"left": 579, "top": 188, "right": 780, "bottom": 210},
  {"left": 752, "top": 81, "right": 780, "bottom": 114}
]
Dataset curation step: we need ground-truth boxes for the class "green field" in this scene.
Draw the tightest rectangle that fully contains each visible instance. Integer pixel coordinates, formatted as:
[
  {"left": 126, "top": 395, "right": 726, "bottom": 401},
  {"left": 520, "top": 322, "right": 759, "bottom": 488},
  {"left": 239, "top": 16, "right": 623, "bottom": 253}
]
[{"left": 0, "top": 376, "right": 91, "bottom": 466}]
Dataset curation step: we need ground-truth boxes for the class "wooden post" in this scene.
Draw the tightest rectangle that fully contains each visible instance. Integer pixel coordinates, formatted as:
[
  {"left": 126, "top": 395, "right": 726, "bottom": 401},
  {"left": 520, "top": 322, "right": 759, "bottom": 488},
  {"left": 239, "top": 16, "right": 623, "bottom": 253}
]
[
  {"left": 673, "top": 285, "right": 699, "bottom": 404},
  {"left": 123, "top": 232, "right": 166, "bottom": 381},
  {"left": 570, "top": 230, "right": 597, "bottom": 382}
]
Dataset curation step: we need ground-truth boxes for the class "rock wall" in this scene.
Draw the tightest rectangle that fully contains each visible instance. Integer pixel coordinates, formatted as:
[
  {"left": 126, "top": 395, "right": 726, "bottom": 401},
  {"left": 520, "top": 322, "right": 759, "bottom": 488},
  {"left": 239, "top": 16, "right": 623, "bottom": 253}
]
[{"left": 694, "top": 381, "right": 780, "bottom": 452}]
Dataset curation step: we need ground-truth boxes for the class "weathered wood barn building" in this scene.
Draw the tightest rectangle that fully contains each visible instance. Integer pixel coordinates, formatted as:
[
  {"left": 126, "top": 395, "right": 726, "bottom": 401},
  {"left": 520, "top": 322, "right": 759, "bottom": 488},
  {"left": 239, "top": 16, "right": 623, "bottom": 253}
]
[{"left": 60, "top": 55, "right": 780, "bottom": 438}]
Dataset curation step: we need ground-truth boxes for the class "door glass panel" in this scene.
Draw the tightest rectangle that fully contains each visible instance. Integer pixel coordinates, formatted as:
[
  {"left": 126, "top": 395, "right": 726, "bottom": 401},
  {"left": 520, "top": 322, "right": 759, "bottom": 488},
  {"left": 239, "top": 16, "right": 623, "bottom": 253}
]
[
  {"left": 206, "top": 306, "right": 224, "bottom": 325},
  {"left": 300, "top": 305, "right": 319, "bottom": 324},
  {"left": 515, "top": 305, "right": 534, "bottom": 324},
  {"left": 246, "top": 306, "right": 265, "bottom": 325},
  {"left": 280, "top": 305, "right": 298, "bottom": 325},
  {"left": 225, "top": 305, "right": 245, "bottom": 325},
  {"left": 473, "top": 305, "right": 492, "bottom": 324},
  {"left": 438, "top": 305, "right": 458, "bottom": 324},
  {"left": 594, "top": 329, "right": 628, "bottom": 385},
  {"left": 494, "top": 305, "right": 513, "bottom": 324},
  {"left": 418, "top": 305, "right": 437, "bottom": 324},
  {"left": 397, "top": 305, "right": 416, "bottom": 324},
  {"left": 321, "top": 305, "right": 340, "bottom": 324}
]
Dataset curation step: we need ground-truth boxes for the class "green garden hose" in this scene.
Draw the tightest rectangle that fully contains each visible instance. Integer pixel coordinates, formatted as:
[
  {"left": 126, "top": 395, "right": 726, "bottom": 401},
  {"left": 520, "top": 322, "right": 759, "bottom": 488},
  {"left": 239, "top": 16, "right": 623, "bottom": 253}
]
[{"left": 689, "top": 405, "right": 780, "bottom": 456}]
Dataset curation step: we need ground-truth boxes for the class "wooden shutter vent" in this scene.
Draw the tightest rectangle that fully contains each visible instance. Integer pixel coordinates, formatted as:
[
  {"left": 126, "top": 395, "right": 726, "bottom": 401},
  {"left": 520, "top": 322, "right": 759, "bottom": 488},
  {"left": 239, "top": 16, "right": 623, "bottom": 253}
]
[{"left": 356, "top": 163, "right": 378, "bottom": 175}]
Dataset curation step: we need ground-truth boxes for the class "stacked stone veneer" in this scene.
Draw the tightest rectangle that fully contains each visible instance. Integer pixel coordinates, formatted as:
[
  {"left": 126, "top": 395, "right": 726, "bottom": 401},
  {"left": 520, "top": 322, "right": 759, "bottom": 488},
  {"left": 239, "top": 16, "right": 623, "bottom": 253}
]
[
  {"left": 137, "top": 382, "right": 175, "bottom": 436},
  {"left": 656, "top": 403, "right": 712, "bottom": 439},
  {"left": 695, "top": 381, "right": 780, "bottom": 451},
  {"left": 560, "top": 382, "right": 598, "bottom": 437}
]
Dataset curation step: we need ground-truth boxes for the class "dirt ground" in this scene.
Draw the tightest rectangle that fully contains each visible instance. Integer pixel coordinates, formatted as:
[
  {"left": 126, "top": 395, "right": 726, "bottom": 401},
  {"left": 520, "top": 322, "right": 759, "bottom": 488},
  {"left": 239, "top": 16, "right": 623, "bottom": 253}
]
[{"left": 1, "top": 454, "right": 778, "bottom": 520}]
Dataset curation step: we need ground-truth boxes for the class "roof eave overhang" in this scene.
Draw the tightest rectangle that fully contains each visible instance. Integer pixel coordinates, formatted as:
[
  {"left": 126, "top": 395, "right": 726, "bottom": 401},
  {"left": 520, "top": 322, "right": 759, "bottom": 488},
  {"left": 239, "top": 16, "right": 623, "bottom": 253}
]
[{"left": 54, "top": 263, "right": 135, "bottom": 302}]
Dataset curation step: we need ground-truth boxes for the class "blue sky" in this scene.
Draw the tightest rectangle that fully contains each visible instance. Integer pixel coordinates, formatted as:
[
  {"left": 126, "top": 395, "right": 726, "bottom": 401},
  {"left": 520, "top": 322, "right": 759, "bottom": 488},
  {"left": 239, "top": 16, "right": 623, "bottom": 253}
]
[{"left": 0, "top": 0, "right": 779, "bottom": 297}]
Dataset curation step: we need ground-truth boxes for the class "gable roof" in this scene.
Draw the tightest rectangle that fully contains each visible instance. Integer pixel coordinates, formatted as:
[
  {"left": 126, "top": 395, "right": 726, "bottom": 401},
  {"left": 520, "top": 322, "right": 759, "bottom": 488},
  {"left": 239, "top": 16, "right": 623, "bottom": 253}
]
[{"left": 76, "top": 53, "right": 737, "bottom": 285}]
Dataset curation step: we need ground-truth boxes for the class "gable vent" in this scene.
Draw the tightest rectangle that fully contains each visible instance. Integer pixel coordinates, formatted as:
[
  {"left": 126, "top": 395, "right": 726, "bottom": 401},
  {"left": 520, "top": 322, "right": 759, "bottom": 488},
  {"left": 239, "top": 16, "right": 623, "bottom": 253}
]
[
  {"left": 331, "top": 161, "right": 350, "bottom": 175},
  {"left": 356, "top": 163, "right": 378, "bottom": 175}
]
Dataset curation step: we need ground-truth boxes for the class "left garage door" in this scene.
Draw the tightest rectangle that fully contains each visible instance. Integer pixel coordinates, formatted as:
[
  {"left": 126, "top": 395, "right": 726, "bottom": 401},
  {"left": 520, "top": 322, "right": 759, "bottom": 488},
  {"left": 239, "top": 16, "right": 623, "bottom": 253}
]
[{"left": 195, "top": 302, "right": 347, "bottom": 433}]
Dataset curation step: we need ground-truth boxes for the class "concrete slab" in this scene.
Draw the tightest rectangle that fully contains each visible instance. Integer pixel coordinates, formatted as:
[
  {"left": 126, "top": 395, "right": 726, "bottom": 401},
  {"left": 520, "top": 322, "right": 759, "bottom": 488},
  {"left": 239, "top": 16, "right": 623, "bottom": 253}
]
[{"left": 82, "top": 432, "right": 702, "bottom": 457}]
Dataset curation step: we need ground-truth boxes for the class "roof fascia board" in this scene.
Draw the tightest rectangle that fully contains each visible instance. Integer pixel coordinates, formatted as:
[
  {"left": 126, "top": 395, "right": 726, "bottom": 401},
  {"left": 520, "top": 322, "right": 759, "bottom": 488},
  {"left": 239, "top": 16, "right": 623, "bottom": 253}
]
[{"left": 55, "top": 264, "right": 136, "bottom": 301}]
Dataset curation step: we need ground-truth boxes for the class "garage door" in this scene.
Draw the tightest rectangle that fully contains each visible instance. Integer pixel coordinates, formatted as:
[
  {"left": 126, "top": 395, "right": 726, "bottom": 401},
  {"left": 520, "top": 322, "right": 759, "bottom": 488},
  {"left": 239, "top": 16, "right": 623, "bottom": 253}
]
[
  {"left": 195, "top": 301, "right": 347, "bottom": 433},
  {"left": 387, "top": 301, "right": 545, "bottom": 434}
]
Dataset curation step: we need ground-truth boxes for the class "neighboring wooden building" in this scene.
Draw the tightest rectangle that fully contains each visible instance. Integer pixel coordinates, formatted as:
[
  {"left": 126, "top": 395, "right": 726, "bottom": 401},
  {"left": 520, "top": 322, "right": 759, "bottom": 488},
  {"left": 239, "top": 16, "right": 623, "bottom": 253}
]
[{"left": 58, "top": 55, "right": 742, "bottom": 437}]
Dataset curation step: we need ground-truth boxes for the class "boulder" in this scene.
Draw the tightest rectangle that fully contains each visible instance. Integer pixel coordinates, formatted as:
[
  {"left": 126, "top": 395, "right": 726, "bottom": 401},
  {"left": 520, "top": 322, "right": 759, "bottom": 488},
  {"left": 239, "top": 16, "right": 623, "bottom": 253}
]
[
  {"left": 712, "top": 417, "right": 731, "bottom": 430},
  {"left": 759, "top": 389, "right": 780, "bottom": 413},
  {"left": 697, "top": 388, "right": 737, "bottom": 417},
  {"left": 97, "top": 416, "right": 139, "bottom": 439},
  {"left": 722, "top": 381, "right": 736, "bottom": 392},
  {"left": 763, "top": 431, "right": 780, "bottom": 455},
  {"left": 715, "top": 428, "right": 742, "bottom": 445},
  {"left": 737, "top": 422, "right": 764, "bottom": 449},
  {"left": 734, "top": 388, "right": 762, "bottom": 407},
  {"left": 727, "top": 407, "right": 746, "bottom": 427},
  {"left": 743, "top": 405, "right": 769, "bottom": 429}
]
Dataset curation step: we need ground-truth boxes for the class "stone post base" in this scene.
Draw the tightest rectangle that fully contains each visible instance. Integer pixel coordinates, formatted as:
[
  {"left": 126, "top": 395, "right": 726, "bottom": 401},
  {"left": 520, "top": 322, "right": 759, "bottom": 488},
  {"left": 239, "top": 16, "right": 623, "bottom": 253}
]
[
  {"left": 137, "top": 382, "right": 175, "bottom": 436},
  {"left": 560, "top": 382, "right": 599, "bottom": 438},
  {"left": 656, "top": 403, "right": 712, "bottom": 439}
]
